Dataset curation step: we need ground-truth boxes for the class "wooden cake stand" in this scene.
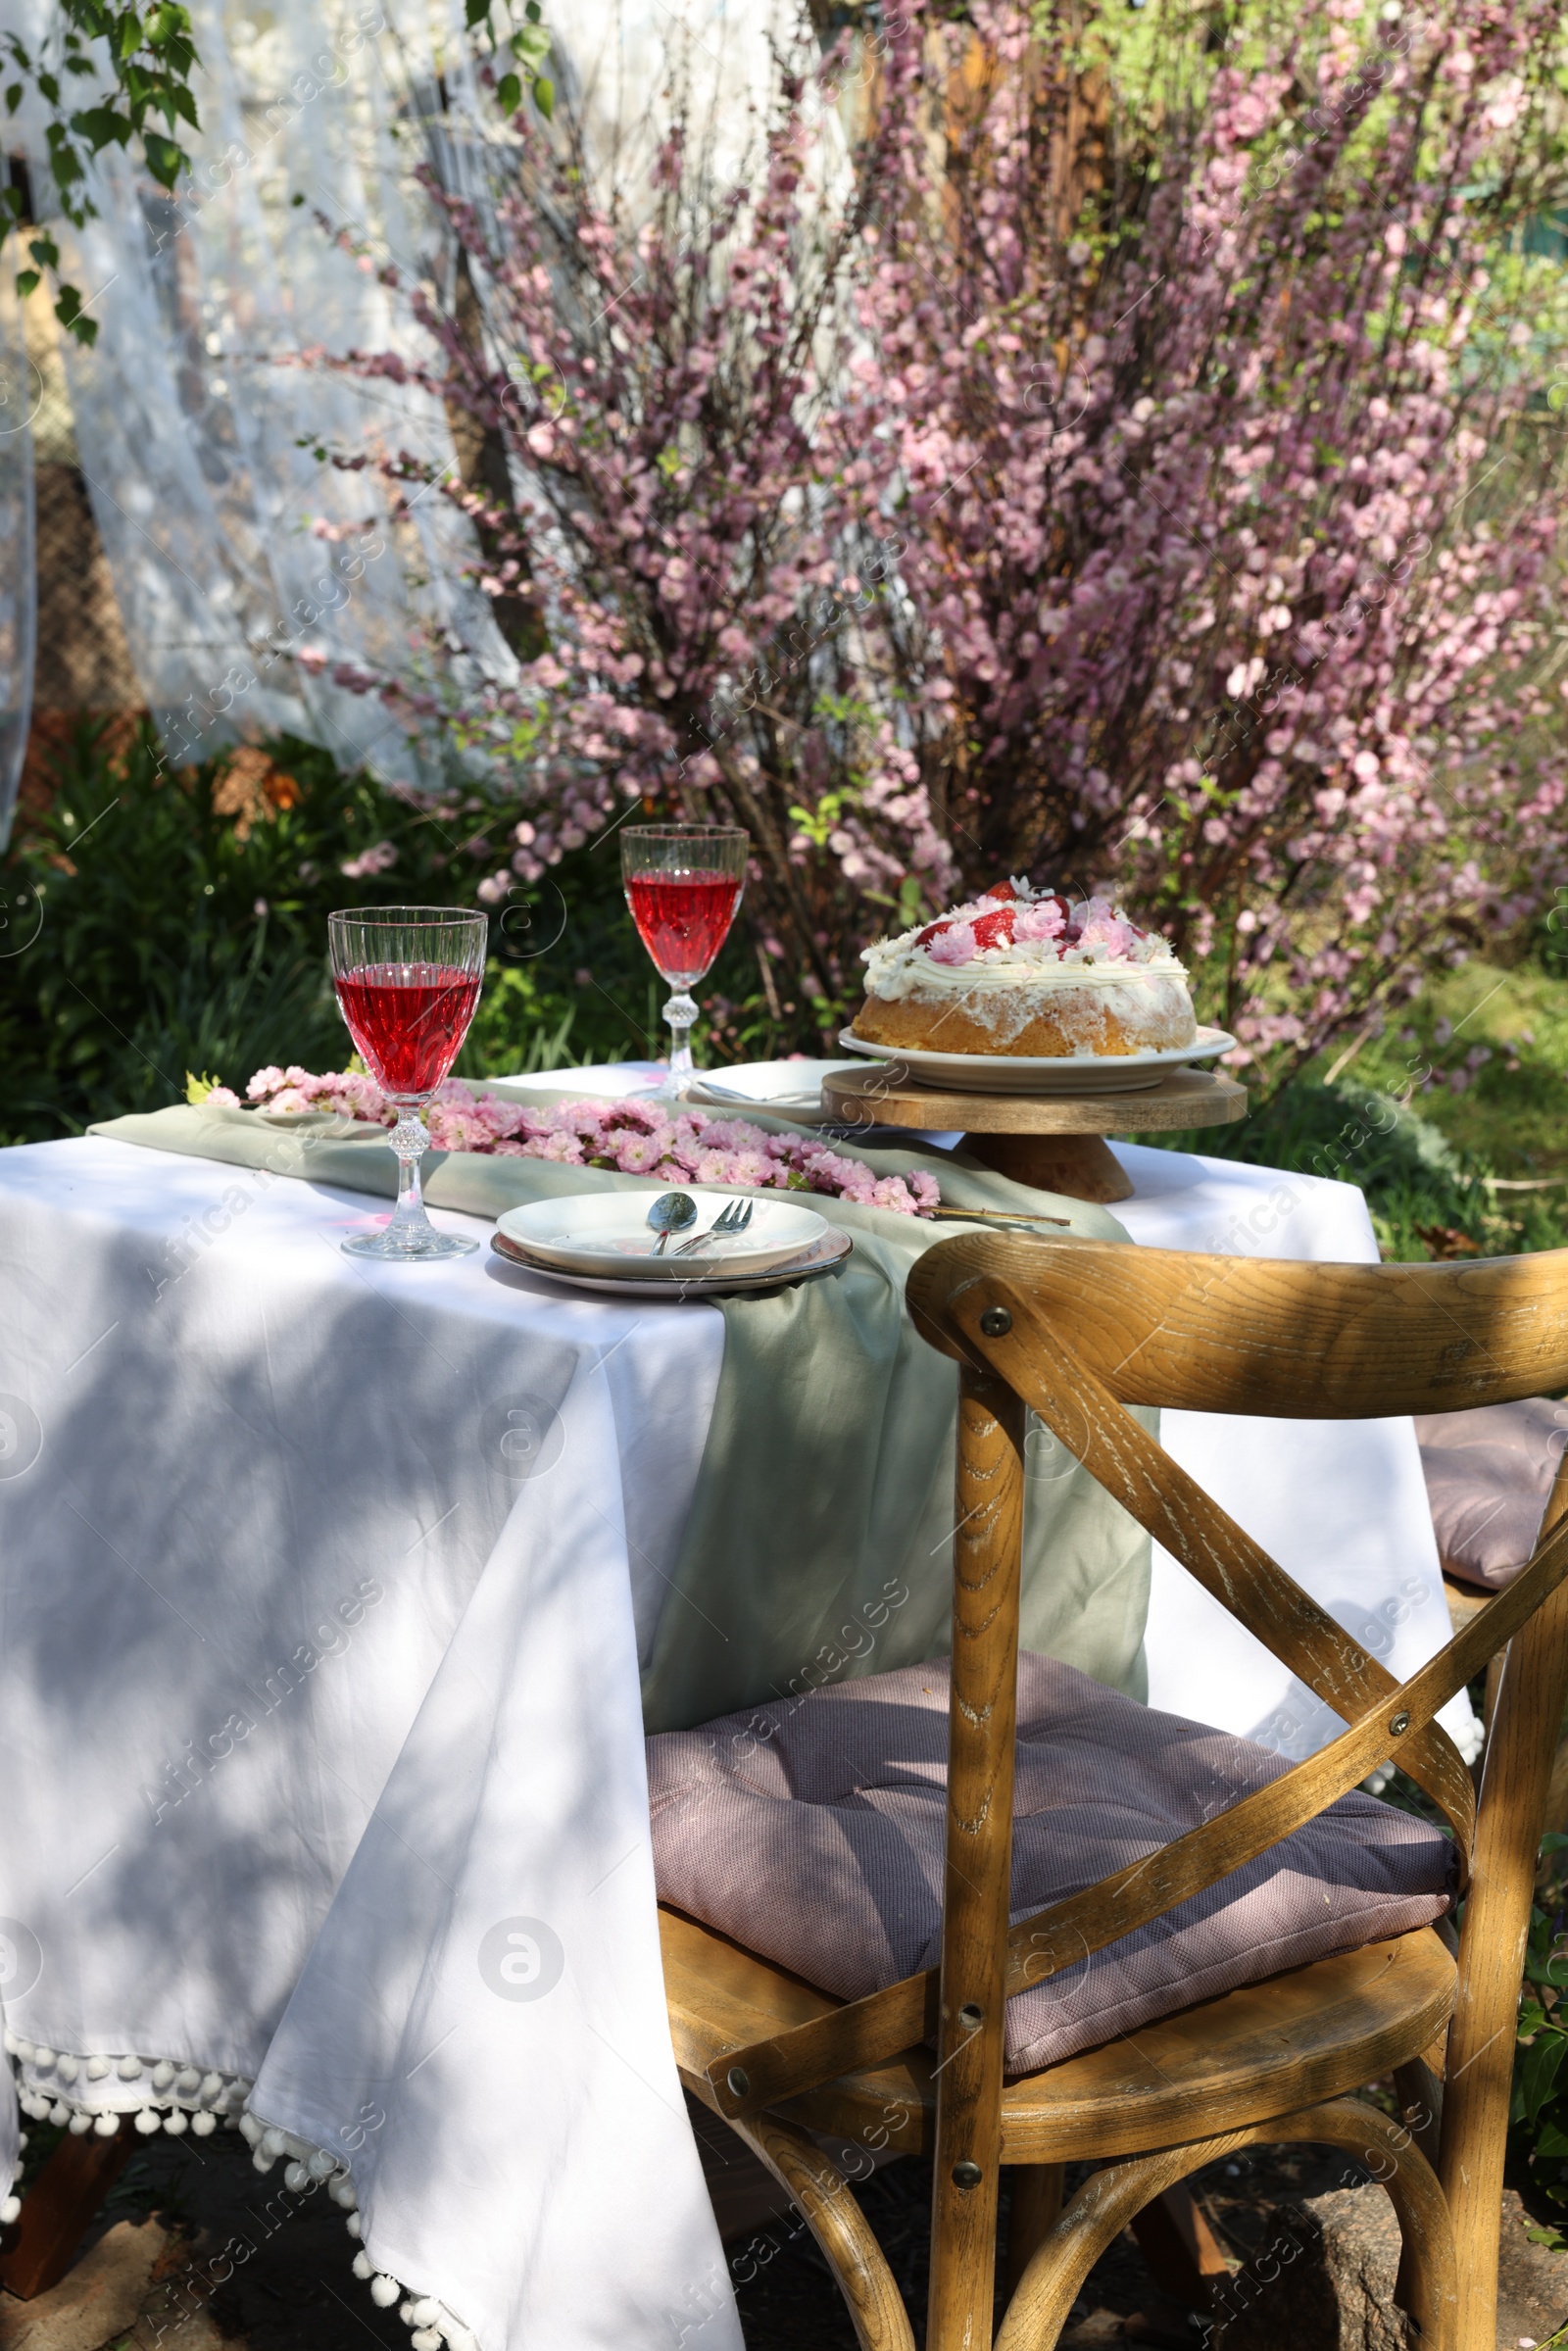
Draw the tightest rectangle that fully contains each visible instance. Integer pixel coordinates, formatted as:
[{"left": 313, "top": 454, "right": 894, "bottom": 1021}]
[{"left": 820, "top": 1063, "right": 1249, "bottom": 1204}]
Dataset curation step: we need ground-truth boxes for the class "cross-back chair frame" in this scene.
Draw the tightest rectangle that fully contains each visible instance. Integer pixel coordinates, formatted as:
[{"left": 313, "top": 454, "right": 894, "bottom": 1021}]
[{"left": 696, "top": 1234, "right": 1568, "bottom": 2351}]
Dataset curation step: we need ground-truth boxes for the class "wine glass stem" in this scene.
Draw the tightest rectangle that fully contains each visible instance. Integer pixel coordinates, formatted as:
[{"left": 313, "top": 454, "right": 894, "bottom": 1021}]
[
  {"left": 388, "top": 1102, "right": 434, "bottom": 1239},
  {"left": 663, "top": 991, "right": 699, "bottom": 1089}
]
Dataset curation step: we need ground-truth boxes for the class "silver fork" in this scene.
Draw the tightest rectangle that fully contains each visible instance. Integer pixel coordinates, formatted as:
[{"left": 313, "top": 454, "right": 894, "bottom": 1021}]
[{"left": 671, "top": 1198, "right": 756, "bottom": 1256}]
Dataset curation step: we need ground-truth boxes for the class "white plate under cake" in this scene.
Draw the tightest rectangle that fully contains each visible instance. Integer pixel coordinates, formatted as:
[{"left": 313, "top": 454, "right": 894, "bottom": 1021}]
[
  {"left": 835, "top": 1027, "right": 1236, "bottom": 1095},
  {"left": 851, "top": 880, "right": 1197, "bottom": 1059}
]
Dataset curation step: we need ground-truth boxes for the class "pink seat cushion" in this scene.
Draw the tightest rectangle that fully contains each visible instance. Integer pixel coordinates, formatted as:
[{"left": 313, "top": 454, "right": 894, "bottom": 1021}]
[
  {"left": 648, "top": 1653, "right": 1454, "bottom": 2077},
  {"left": 1415, "top": 1399, "right": 1566, "bottom": 1591}
]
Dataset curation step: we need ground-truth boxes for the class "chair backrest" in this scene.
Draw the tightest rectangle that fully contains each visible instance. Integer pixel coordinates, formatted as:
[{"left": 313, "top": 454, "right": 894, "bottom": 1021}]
[
  {"left": 702, "top": 1234, "right": 1568, "bottom": 2350},
  {"left": 906, "top": 1231, "right": 1568, "bottom": 2347},
  {"left": 912, "top": 1230, "right": 1568, "bottom": 1414}
]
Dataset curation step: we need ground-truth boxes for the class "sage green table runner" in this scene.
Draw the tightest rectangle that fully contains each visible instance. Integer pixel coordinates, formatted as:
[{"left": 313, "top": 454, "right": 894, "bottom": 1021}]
[{"left": 88, "top": 1094, "right": 1154, "bottom": 1732}]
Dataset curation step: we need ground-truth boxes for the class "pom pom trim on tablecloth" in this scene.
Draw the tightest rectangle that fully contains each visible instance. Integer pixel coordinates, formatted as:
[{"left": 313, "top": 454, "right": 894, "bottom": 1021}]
[
  {"left": 245, "top": 2111, "right": 479, "bottom": 2351},
  {"left": 0, "top": 2041, "right": 482, "bottom": 2351},
  {"left": 3, "top": 2033, "right": 249, "bottom": 2138}
]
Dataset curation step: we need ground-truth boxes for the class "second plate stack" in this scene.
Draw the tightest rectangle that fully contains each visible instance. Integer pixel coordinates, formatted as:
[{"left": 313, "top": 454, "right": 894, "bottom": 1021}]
[{"left": 491, "top": 1195, "right": 853, "bottom": 1298}]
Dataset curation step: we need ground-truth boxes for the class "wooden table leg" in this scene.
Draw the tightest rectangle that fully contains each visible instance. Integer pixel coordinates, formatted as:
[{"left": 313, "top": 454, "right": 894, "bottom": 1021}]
[
  {"left": 965, "top": 1131, "right": 1135, "bottom": 1205},
  {"left": 0, "top": 2128, "right": 132, "bottom": 2300},
  {"left": 1128, "top": 2183, "right": 1231, "bottom": 2309},
  {"left": 1003, "top": 2163, "right": 1064, "bottom": 2300}
]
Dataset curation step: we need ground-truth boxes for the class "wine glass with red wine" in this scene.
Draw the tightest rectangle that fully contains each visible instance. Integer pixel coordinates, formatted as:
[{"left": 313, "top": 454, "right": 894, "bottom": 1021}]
[
  {"left": 620, "top": 824, "right": 748, "bottom": 1099},
  {"left": 327, "top": 906, "right": 488, "bottom": 1259}
]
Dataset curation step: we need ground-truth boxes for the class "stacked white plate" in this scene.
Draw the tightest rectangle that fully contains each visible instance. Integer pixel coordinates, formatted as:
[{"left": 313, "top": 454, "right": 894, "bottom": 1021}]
[
  {"left": 682, "top": 1058, "right": 861, "bottom": 1120},
  {"left": 492, "top": 1195, "right": 851, "bottom": 1298}
]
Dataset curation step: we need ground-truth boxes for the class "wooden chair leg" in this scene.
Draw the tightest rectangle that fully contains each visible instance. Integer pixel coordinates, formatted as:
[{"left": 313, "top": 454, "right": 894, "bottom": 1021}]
[
  {"left": 1003, "top": 2164, "right": 1063, "bottom": 2302},
  {"left": 1443, "top": 1582, "right": 1568, "bottom": 2351},
  {"left": 1128, "top": 2183, "right": 1230, "bottom": 2309},
  {"left": 0, "top": 2127, "right": 132, "bottom": 2300},
  {"left": 927, "top": 1371, "right": 1027, "bottom": 2351},
  {"left": 996, "top": 2099, "right": 1455, "bottom": 2351},
  {"left": 727, "top": 2108, "right": 915, "bottom": 2351},
  {"left": 999, "top": 2142, "right": 1247, "bottom": 2351}
]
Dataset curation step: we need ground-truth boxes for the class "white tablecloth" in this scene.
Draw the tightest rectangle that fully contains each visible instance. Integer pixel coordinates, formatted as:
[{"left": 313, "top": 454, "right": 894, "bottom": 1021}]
[
  {"left": 0, "top": 1083, "right": 1475, "bottom": 2351},
  {"left": 0, "top": 1132, "right": 739, "bottom": 2351},
  {"left": 1108, "top": 1142, "right": 1476, "bottom": 1762}
]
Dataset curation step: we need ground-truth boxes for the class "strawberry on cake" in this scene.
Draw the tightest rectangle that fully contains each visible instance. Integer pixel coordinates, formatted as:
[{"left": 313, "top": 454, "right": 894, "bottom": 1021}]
[{"left": 852, "top": 880, "right": 1197, "bottom": 1058}]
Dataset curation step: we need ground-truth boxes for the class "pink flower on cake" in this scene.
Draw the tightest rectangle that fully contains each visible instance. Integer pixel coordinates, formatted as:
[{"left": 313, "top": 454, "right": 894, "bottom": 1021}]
[
  {"left": 1077, "top": 898, "right": 1140, "bottom": 957},
  {"left": 927, "top": 921, "right": 977, "bottom": 964},
  {"left": 1013, "top": 902, "right": 1066, "bottom": 944}
]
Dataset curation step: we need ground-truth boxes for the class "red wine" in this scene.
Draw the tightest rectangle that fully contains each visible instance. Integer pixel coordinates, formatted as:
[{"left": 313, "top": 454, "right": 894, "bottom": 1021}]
[
  {"left": 335, "top": 963, "right": 482, "bottom": 1095},
  {"left": 624, "top": 869, "right": 743, "bottom": 982}
]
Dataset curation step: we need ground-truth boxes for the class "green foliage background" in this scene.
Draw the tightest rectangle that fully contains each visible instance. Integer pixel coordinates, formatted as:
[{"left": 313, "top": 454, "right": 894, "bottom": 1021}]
[{"left": 0, "top": 721, "right": 763, "bottom": 1142}]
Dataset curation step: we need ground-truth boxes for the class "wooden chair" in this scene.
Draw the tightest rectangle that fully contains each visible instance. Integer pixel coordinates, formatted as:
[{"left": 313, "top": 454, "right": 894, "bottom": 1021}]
[{"left": 660, "top": 1234, "right": 1568, "bottom": 2351}]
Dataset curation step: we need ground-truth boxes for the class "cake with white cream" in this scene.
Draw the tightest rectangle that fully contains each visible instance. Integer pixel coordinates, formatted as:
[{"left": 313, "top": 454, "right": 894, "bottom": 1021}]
[{"left": 852, "top": 880, "right": 1196, "bottom": 1059}]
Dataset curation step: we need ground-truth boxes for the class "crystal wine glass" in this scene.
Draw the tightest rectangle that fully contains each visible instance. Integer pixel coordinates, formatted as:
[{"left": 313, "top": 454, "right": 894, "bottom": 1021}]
[
  {"left": 328, "top": 906, "right": 488, "bottom": 1260},
  {"left": 620, "top": 824, "right": 748, "bottom": 1099}
]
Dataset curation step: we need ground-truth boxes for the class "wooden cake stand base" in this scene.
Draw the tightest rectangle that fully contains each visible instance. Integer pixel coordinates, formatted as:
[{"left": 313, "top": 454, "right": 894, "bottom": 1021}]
[{"left": 820, "top": 1064, "right": 1249, "bottom": 1204}]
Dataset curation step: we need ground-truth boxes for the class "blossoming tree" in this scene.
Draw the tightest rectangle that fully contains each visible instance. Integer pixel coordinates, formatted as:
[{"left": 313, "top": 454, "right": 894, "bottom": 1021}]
[{"left": 336, "top": 0, "right": 1568, "bottom": 1080}]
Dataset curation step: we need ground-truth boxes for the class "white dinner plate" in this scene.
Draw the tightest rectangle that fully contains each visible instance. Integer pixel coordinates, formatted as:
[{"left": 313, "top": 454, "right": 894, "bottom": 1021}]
[
  {"left": 491, "top": 1225, "right": 852, "bottom": 1297},
  {"left": 835, "top": 1026, "right": 1238, "bottom": 1096},
  {"left": 495, "top": 1192, "right": 829, "bottom": 1281},
  {"left": 685, "top": 1059, "right": 863, "bottom": 1120}
]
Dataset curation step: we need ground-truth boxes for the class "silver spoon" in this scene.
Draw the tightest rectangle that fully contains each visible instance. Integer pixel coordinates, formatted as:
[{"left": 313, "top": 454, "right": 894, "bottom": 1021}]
[{"left": 646, "top": 1191, "right": 698, "bottom": 1254}]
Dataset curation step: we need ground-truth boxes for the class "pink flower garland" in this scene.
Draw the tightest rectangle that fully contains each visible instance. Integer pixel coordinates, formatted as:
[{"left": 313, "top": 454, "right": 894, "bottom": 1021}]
[{"left": 221, "top": 1067, "right": 941, "bottom": 1216}]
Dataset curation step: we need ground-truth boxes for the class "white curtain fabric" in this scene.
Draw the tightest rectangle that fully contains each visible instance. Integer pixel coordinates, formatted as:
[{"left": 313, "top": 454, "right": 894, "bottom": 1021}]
[
  {"left": 10, "top": 0, "right": 788, "bottom": 793},
  {"left": 0, "top": 257, "right": 35, "bottom": 850},
  {"left": 15, "top": 0, "right": 519, "bottom": 788}
]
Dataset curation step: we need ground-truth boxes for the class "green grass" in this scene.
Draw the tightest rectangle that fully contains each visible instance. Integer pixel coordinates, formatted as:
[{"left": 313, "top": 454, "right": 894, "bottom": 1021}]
[
  {"left": 1344, "top": 955, "right": 1568, "bottom": 1183},
  {"left": 1311, "top": 951, "right": 1568, "bottom": 1258},
  {"left": 1133, "top": 951, "right": 1568, "bottom": 1261}
]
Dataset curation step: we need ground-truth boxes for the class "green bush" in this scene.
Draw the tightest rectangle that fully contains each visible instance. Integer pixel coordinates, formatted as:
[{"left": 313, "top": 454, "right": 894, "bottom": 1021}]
[
  {"left": 1135, "top": 1076, "right": 1568, "bottom": 1261},
  {"left": 0, "top": 718, "right": 790, "bottom": 1143}
]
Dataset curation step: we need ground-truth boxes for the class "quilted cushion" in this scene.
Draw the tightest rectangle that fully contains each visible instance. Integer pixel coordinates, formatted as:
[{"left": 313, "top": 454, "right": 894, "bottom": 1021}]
[
  {"left": 1415, "top": 1398, "right": 1566, "bottom": 1591},
  {"left": 647, "top": 1654, "right": 1454, "bottom": 2077}
]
